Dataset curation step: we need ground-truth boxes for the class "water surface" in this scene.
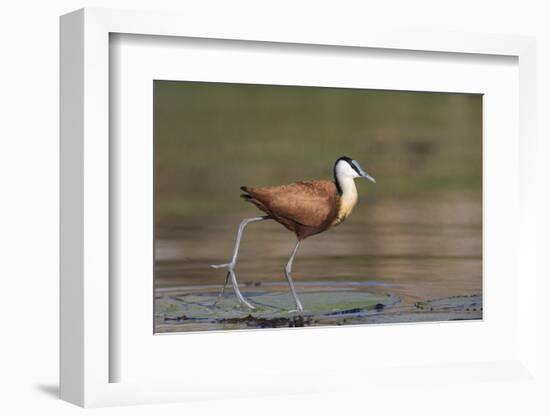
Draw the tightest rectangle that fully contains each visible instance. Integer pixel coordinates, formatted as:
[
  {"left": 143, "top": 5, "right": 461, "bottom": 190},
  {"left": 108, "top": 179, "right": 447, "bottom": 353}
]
[{"left": 155, "top": 195, "right": 482, "bottom": 332}]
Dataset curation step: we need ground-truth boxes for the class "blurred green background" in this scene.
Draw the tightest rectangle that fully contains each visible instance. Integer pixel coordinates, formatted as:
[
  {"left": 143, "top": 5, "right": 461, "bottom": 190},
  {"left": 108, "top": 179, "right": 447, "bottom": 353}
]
[
  {"left": 154, "top": 80, "right": 482, "bottom": 308},
  {"left": 155, "top": 81, "right": 481, "bottom": 223}
]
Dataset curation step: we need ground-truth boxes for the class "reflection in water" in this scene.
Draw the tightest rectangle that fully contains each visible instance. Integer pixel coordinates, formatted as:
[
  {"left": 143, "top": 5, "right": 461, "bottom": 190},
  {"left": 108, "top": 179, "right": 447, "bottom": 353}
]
[{"left": 155, "top": 195, "right": 481, "bottom": 308}]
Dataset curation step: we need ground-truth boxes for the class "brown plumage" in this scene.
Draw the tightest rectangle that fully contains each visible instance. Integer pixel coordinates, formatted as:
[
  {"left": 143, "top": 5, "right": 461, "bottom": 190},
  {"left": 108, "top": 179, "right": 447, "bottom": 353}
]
[
  {"left": 240, "top": 180, "right": 340, "bottom": 240},
  {"left": 211, "top": 157, "right": 375, "bottom": 312}
]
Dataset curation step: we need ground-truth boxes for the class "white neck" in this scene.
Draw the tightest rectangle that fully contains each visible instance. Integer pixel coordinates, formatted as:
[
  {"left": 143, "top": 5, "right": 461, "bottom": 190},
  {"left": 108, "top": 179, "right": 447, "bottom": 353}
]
[
  {"left": 333, "top": 160, "right": 361, "bottom": 222},
  {"left": 338, "top": 176, "right": 358, "bottom": 203},
  {"left": 334, "top": 176, "right": 359, "bottom": 224}
]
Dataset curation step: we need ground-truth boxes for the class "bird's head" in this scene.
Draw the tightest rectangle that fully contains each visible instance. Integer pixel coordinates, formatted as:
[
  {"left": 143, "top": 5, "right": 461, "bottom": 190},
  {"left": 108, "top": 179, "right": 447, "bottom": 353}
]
[{"left": 334, "top": 156, "right": 376, "bottom": 183}]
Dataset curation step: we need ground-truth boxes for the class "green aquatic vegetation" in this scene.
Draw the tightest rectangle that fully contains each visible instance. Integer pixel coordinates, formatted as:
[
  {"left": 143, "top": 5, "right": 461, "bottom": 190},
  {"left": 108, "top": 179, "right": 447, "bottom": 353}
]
[
  {"left": 414, "top": 301, "right": 429, "bottom": 310},
  {"left": 156, "top": 290, "right": 398, "bottom": 322}
]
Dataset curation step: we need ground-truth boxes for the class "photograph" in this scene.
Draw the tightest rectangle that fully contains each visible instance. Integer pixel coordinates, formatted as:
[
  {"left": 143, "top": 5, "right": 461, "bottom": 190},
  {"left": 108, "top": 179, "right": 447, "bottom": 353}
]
[
  {"left": 5, "top": 0, "right": 540, "bottom": 413},
  {"left": 154, "top": 80, "right": 482, "bottom": 333}
]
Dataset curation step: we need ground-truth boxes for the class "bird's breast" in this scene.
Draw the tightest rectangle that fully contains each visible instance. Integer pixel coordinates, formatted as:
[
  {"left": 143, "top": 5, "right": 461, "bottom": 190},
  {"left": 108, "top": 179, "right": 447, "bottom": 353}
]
[{"left": 333, "top": 192, "right": 358, "bottom": 225}]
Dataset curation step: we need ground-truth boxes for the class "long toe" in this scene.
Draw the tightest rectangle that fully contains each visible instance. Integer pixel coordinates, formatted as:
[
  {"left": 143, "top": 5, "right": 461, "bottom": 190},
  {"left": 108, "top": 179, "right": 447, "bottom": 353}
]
[
  {"left": 237, "top": 296, "right": 255, "bottom": 310},
  {"left": 210, "top": 263, "right": 232, "bottom": 269},
  {"left": 293, "top": 302, "right": 304, "bottom": 313}
]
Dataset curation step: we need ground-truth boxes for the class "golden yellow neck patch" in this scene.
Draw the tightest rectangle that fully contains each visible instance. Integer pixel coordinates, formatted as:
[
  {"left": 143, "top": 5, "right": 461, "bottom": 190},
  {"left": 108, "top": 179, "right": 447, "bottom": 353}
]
[{"left": 334, "top": 193, "right": 358, "bottom": 225}]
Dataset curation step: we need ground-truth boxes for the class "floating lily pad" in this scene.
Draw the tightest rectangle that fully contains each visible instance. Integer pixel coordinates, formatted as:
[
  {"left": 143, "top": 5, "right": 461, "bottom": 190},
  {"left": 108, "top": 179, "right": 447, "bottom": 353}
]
[
  {"left": 155, "top": 280, "right": 401, "bottom": 333},
  {"left": 154, "top": 282, "right": 482, "bottom": 332},
  {"left": 157, "top": 290, "right": 398, "bottom": 321},
  {"left": 425, "top": 294, "right": 482, "bottom": 312}
]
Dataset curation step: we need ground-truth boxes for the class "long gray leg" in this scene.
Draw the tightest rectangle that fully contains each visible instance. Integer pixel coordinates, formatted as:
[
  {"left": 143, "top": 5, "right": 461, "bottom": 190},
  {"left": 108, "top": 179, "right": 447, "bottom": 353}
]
[
  {"left": 285, "top": 240, "right": 304, "bottom": 312},
  {"left": 211, "top": 216, "right": 268, "bottom": 308}
]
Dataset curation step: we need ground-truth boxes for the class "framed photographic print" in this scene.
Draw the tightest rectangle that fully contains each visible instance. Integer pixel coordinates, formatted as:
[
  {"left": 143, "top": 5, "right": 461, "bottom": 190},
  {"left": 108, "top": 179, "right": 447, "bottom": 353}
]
[{"left": 60, "top": 7, "right": 538, "bottom": 408}]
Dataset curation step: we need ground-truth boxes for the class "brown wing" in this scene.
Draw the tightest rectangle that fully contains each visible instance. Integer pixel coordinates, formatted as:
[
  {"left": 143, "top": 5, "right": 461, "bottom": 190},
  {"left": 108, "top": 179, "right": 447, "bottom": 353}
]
[{"left": 241, "top": 180, "right": 338, "bottom": 228}]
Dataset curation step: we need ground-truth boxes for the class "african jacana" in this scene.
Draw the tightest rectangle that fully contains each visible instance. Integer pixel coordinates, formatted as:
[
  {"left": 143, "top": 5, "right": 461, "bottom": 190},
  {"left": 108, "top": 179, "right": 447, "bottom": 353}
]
[{"left": 211, "top": 156, "right": 376, "bottom": 312}]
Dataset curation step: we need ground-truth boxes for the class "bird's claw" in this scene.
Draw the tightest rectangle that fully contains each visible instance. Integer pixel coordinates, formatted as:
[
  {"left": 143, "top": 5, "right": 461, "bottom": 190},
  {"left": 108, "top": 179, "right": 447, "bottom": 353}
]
[
  {"left": 210, "top": 262, "right": 255, "bottom": 309},
  {"left": 210, "top": 263, "right": 233, "bottom": 270}
]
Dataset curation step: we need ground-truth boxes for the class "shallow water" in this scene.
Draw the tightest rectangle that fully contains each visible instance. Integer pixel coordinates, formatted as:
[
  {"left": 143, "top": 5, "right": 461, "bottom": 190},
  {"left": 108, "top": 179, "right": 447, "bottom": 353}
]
[{"left": 155, "top": 194, "right": 482, "bottom": 332}]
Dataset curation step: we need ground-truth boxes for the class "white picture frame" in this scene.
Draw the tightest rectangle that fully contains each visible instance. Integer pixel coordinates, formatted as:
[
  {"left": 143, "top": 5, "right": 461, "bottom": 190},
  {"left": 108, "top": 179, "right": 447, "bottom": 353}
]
[{"left": 60, "top": 7, "right": 537, "bottom": 407}]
